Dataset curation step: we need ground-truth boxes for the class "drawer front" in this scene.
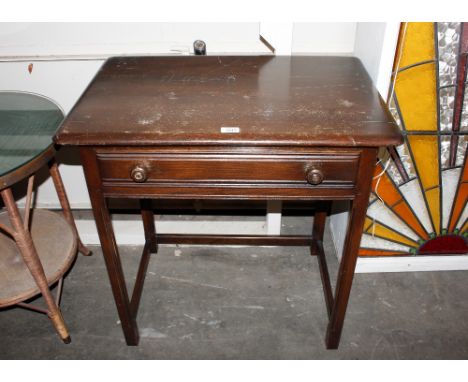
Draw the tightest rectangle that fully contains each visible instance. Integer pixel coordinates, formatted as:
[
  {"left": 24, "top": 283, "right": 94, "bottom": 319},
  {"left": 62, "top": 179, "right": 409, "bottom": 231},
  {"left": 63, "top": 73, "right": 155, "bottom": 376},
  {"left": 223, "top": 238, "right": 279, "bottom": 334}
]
[{"left": 96, "top": 150, "right": 360, "bottom": 188}]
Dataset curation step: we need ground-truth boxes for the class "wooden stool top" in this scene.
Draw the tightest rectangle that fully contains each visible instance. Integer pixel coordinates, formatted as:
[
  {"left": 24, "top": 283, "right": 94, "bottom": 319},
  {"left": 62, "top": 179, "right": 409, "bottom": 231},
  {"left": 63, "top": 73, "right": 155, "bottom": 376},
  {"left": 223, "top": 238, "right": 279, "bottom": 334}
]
[
  {"left": 0, "top": 209, "right": 77, "bottom": 308},
  {"left": 0, "top": 92, "right": 64, "bottom": 190}
]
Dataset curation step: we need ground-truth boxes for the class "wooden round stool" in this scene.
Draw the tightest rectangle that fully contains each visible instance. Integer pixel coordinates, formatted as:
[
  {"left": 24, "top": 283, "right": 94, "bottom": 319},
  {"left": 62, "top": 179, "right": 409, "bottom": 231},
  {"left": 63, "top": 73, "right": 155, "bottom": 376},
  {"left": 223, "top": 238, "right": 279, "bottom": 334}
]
[{"left": 0, "top": 91, "right": 90, "bottom": 343}]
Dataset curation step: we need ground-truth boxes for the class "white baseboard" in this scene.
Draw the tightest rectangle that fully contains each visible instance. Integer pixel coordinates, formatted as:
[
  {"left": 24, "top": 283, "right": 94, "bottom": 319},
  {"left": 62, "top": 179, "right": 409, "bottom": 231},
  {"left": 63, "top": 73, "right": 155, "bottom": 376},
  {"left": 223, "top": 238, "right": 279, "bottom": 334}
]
[
  {"left": 356, "top": 255, "right": 468, "bottom": 273},
  {"left": 75, "top": 219, "right": 266, "bottom": 246}
]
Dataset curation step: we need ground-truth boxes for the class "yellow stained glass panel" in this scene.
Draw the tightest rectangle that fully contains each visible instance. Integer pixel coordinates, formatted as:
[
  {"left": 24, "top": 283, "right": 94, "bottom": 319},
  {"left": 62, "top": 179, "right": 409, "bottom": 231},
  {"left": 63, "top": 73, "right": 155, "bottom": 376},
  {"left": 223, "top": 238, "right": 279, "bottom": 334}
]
[
  {"left": 359, "top": 249, "right": 408, "bottom": 257},
  {"left": 407, "top": 136, "right": 439, "bottom": 188},
  {"left": 407, "top": 135, "right": 441, "bottom": 234},
  {"left": 394, "top": 64, "right": 437, "bottom": 131},
  {"left": 364, "top": 218, "right": 419, "bottom": 247},
  {"left": 461, "top": 220, "right": 467, "bottom": 234},
  {"left": 426, "top": 188, "right": 441, "bottom": 234},
  {"left": 399, "top": 22, "right": 435, "bottom": 67},
  {"left": 394, "top": 22, "right": 437, "bottom": 132}
]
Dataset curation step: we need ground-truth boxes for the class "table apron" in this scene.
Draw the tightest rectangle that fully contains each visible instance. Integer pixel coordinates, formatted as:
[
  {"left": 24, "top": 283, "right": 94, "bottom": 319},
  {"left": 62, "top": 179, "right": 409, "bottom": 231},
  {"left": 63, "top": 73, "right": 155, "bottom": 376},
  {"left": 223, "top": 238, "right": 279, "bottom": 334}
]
[{"left": 100, "top": 184, "right": 358, "bottom": 200}]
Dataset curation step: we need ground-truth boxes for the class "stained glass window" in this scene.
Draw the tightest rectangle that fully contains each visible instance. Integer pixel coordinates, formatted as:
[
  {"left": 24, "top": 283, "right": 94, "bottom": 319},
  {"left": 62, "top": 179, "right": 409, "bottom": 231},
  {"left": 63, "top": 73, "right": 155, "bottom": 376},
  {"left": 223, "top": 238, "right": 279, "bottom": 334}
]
[{"left": 359, "top": 22, "right": 468, "bottom": 257}]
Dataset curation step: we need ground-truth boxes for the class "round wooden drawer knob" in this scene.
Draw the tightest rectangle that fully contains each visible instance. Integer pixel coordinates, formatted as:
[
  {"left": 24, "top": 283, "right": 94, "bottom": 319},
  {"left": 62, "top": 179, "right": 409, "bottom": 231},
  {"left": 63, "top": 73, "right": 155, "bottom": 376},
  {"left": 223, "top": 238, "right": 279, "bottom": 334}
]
[
  {"left": 130, "top": 166, "right": 148, "bottom": 183},
  {"left": 306, "top": 168, "right": 323, "bottom": 185}
]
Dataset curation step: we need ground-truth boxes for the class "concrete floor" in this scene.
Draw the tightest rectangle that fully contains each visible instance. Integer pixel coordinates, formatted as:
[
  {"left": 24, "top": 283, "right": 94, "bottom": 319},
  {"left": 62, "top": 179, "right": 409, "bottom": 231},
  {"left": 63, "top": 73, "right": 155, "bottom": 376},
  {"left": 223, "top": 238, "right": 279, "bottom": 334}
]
[{"left": 1, "top": 216, "right": 468, "bottom": 359}]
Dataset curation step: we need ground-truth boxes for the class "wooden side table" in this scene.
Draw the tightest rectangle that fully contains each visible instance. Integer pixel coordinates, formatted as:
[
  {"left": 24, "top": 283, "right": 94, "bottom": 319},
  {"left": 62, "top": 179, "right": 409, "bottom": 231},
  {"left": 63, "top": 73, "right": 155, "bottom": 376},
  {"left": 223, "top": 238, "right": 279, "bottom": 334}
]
[
  {"left": 0, "top": 91, "right": 90, "bottom": 343},
  {"left": 55, "top": 56, "right": 403, "bottom": 349}
]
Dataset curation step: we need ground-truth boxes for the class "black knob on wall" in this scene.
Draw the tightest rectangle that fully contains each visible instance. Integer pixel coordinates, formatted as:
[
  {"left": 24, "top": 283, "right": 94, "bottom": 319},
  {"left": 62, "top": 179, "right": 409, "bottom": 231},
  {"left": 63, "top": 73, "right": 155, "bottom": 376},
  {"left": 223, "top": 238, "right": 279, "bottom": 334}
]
[{"left": 193, "top": 40, "right": 207, "bottom": 55}]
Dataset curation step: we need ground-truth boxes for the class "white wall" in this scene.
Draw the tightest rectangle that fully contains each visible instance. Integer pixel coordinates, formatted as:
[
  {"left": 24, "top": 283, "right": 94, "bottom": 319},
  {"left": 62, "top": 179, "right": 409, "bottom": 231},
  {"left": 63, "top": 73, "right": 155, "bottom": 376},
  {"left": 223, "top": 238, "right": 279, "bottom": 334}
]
[
  {"left": 0, "top": 22, "right": 358, "bottom": 59},
  {"left": 1, "top": 22, "right": 397, "bottom": 251},
  {"left": 353, "top": 22, "right": 400, "bottom": 96},
  {"left": 292, "top": 22, "right": 356, "bottom": 54},
  {"left": 259, "top": 22, "right": 357, "bottom": 55},
  {"left": 0, "top": 22, "right": 266, "bottom": 58}
]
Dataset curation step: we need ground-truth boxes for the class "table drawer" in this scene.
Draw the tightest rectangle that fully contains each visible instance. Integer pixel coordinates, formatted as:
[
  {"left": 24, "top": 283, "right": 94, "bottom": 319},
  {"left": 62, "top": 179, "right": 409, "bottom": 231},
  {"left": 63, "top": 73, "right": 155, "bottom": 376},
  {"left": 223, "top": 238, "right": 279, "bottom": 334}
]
[{"left": 96, "top": 150, "right": 360, "bottom": 188}]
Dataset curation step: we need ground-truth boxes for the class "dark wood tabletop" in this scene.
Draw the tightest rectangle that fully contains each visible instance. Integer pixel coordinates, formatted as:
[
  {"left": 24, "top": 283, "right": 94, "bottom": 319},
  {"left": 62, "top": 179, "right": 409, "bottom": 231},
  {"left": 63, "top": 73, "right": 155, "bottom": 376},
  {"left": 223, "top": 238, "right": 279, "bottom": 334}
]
[{"left": 55, "top": 55, "right": 401, "bottom": 148}]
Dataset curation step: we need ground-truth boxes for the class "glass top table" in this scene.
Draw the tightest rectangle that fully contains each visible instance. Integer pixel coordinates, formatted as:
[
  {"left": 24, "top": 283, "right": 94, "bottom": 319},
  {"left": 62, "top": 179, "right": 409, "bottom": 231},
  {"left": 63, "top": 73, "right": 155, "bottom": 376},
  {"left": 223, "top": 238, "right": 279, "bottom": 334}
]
[
  {"left": 0, "top": 91, "right": 64, "bottom": 189},
  {"left": 0, "top": 90, "right": 90, "bottom": 343}
]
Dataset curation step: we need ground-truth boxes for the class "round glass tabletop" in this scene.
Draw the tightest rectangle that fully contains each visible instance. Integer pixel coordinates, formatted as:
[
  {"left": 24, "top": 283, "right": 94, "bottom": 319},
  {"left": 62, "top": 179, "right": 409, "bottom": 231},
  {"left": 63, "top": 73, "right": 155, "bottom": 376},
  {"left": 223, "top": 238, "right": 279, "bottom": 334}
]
[{"left": 0, "top": 91, "right": 64, "bottom": 181}]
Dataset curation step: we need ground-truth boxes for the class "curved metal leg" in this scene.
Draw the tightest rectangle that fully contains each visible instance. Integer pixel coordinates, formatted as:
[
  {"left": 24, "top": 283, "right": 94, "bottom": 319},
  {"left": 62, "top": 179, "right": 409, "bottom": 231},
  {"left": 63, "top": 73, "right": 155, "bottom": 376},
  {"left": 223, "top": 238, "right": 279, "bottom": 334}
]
[
  {"left": 49, "top": 159, "right": 92, "bottom": 256},
  {"left": 1, "top": 187, "right": 71, "bottom": 343}
]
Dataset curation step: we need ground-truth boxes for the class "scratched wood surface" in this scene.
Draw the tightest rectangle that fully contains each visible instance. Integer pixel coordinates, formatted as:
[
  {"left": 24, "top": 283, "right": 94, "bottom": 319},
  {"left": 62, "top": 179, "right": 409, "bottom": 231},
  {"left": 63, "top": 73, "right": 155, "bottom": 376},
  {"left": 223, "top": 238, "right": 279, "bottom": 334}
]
[{"left": 55, "top": 56, "right": 402, "bottom": 147}]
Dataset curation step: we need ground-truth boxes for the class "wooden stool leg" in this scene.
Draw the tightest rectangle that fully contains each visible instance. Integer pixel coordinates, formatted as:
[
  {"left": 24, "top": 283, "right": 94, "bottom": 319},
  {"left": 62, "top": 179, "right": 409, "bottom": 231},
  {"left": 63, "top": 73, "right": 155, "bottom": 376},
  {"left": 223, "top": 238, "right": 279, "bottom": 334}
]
[
  {"left": 312, "top": 202, "right": 334, "bottom": 319},
  {"left": 312, "top": 202, "right": 330, "bottom": 243},
  {"left": 48, "top": 160, "right": 91, "bottom": 256},
  {"left": 140, "top": 199, "right": 158, "bottom": 253},
  {"left": 1, "top": 188, "right": 71, "bottom": 343}
]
